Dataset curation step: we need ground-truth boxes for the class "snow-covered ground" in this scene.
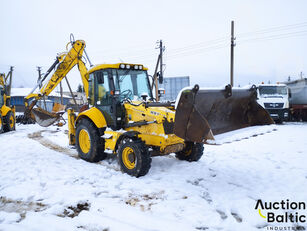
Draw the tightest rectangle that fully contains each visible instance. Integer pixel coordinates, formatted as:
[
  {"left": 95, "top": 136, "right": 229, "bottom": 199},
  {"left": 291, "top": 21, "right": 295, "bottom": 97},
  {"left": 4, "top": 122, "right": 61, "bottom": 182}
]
[{"left": 0, "top": 122, "right": 307, "bottom": 231}]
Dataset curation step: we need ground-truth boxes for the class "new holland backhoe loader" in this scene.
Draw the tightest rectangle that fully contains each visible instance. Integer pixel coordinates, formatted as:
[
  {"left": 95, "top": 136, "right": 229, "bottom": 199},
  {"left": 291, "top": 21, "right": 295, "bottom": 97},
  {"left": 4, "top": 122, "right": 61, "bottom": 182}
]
[
  {"left": 24, "top": 37, "right": 273, "bottom": 177},
  {"left": 0, "top": 67, "right": 16, "bottom": 133}
]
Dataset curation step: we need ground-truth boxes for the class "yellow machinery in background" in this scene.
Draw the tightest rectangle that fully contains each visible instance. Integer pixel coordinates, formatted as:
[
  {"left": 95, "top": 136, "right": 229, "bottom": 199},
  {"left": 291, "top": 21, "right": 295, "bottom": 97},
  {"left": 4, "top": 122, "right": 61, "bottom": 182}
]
[
  {"left": 24, "top": 37, "right": 273, "bottom": 177},
  {"left": 0, "top": 67, "right": 15, "bottom": 133}
]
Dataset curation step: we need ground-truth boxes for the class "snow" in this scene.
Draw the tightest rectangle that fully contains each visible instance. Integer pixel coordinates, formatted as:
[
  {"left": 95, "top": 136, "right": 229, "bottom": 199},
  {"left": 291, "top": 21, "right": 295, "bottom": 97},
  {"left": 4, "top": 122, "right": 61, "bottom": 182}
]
[
  {"left": 1, "top": 122, "right": 307, "bottom": 230},
  {"left": 10, "top": 88, "right": 33, "bottom": 97}
]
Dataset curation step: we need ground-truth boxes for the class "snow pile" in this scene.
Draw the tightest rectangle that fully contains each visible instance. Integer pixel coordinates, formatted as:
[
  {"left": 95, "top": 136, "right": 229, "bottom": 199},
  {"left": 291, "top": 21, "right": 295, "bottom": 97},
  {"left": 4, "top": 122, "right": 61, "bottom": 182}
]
[{"left": 0, "top": 123, "right": 307, "bottom": 230}]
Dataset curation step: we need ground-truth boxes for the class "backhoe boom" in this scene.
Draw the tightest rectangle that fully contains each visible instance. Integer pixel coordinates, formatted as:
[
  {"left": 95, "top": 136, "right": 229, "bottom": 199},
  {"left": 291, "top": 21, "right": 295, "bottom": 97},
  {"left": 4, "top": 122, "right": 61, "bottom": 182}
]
[{"left": 23, "top": 40, "right": 89, "bottom": 126}]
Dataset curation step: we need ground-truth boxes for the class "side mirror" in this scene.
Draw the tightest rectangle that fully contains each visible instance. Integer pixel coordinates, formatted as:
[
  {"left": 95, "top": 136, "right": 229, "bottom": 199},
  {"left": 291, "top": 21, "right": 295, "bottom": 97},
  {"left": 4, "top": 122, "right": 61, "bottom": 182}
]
[
  {"left": 158, "top": 88, "right": 165, "bottom": 97},
  {"left": 288, "top": 89, "right": 292, "bottom": 98}
]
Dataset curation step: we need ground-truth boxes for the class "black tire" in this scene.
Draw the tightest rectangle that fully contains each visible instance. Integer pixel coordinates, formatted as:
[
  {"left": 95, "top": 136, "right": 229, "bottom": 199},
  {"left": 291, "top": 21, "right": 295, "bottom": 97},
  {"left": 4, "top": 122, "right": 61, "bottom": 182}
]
[
  {"left": 117, "top": 138, "right": 151, "bottom": 177},
  {"left": 4, "top": 111, "right": 15, "bottom": 132},
  {"left": 175, "top": 142, "right": 204, "bottom": 162},
  {"left": 0, "top": 115, "right": 4, "bottom": 133},
  {"left": 75, "top": 119, "right": 107, "bottom": 162}
]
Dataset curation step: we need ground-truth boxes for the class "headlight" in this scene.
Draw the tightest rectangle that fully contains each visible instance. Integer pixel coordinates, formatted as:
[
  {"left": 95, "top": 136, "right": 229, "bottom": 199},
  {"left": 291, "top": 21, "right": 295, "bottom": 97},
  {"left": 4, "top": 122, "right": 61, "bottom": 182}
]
[
  {"left": 139, "top": 65, "right": 143, "bottom": 70},
  {"left": 120, "top": 64, "right": 125, "bottom": 69},
  {"left": 134, "top": 65, "right": 138, "bottom": 70},
  {"left": 126, "top": 64, "right": 131, "bottom": 69}
]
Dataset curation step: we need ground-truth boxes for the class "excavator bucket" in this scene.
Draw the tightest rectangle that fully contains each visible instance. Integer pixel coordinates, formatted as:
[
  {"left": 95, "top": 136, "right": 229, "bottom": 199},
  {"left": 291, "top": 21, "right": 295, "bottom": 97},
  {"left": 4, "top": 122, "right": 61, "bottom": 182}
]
[
  {"left": 174, "top": 84, "right": 274, "bottom": 143},
  {"left": 31, "top": 107, "right": 61, "bottom": 127}
]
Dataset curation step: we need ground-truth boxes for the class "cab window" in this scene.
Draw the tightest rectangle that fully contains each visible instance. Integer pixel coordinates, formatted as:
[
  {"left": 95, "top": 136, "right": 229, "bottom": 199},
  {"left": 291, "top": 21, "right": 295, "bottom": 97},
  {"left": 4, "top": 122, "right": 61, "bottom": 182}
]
[
  {"left": 88, "top": 73, "right": 95, "bottom": 105},
  {"left": 95, "top": 71, "right": 111, "bottom": 106},
  {"left": 116, "top": 70, "right": 152, "bottom": 100}
]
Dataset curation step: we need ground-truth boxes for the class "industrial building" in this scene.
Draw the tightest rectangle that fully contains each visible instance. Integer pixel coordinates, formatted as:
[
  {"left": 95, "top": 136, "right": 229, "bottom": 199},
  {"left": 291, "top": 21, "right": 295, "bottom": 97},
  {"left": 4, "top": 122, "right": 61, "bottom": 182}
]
[{"left": 158, "top": 76, "right": 190, "bottom": 101}]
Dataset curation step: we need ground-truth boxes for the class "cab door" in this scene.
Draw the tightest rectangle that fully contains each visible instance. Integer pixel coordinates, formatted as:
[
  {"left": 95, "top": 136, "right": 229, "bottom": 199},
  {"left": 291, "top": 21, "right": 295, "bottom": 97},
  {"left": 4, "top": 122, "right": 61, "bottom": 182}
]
[{"left": 91, "top": 70, "right": 117, "bottom": 128}]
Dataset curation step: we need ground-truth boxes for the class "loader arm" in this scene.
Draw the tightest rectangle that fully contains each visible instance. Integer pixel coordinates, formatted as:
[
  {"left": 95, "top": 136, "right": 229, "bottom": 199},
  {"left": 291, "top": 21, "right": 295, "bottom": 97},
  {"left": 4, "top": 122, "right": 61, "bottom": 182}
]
[{"left": 24, "top": 40, "right": 89, "bottom": 126}]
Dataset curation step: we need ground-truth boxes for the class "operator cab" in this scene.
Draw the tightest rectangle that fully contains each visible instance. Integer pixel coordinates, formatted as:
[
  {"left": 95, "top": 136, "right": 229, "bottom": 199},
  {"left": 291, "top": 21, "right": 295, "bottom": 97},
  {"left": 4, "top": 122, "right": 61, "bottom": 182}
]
[{"left": 88, "top": 63, "right": 152, "bottom": 129}]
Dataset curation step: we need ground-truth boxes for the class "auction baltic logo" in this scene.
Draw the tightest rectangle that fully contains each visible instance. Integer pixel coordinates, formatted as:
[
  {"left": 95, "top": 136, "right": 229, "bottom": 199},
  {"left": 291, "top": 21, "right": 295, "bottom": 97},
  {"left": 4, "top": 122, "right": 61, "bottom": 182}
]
[{"left": 255, "top": 199, "right": 306, "bottom": 230}]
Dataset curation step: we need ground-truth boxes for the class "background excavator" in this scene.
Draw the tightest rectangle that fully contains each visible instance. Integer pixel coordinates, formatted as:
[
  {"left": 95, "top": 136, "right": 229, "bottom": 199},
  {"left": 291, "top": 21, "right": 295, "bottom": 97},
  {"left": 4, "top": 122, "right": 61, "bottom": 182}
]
[
  {"left": 23, "top": 37, "right": 273, "bottom": 177},
  {"left": 0, "top": 67, "right": 16, "bottom": 133}
]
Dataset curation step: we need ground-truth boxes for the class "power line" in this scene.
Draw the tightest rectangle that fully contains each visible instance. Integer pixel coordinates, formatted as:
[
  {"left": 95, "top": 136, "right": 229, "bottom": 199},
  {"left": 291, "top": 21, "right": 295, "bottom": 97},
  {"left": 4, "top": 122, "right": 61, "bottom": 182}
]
[
  {"left": 237, "top": 21, "right": 307, "bottom": 38},
  {"left": 237, "top": 29, "right": 307, "bottom": 44},
  {"left": 167, "top": 37, "right": 228, "bottom": 53},
  {"left": 166, "top": 44, "right": 228, "bottom": 60},
  {"left": 89, "top": 21, "right": 307, "bottom": 64}
]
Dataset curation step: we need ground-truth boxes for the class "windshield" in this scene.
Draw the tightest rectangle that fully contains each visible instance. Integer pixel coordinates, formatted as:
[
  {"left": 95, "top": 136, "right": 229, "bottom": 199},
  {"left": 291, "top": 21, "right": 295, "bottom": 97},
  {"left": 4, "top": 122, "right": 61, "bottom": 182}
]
[
  {"left": 116, "top": 70, "right": 152, "bottom": 100},
  {"left": 259, "top": 86, "right": 287, "bottom": 96}
]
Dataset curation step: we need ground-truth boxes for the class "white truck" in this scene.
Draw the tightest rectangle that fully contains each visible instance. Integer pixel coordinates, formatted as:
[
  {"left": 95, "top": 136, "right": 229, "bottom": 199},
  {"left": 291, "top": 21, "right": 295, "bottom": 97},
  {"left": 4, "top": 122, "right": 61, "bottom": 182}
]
[{"left": 256, "top": 83, "right": 290, "bottom": 123}]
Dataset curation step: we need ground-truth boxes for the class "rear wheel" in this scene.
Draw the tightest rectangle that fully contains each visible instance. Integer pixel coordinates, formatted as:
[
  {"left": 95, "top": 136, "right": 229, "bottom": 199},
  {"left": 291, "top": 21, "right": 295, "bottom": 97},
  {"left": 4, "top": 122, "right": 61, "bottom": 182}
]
[
  {"left": 75, "top": 119, "right": 107, "bottom": 162},
  {"left": 175, "top": 142, "right": 204, "bottom": 161},
  {"left": 117, "top": 139, "right": 151, "bottom": 177},
  {"left": 0, "top": 115, "right": 3, "bottom": 133},
  {"left": 4, "top": 111, "right": 15, "bottom": 132}
]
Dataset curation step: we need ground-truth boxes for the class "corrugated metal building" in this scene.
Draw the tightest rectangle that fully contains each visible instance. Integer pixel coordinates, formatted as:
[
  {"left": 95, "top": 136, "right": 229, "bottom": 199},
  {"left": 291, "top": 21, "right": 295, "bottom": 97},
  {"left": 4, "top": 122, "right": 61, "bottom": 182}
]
[
  {"left": 10, "top": 88, "right": 71, "bottom": 112},
  {"left": 159, "top": 76, "right": 190, "bottom": 101}
]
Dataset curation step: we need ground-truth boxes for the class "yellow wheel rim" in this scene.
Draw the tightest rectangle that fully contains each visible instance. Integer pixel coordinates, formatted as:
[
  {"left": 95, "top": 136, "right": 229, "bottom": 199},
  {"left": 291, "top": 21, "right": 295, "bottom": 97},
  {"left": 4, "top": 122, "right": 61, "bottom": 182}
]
[
  {"left": 79, "top": 129, "right": 91, "bottom": 153},
  {"left": 185, "top": 148, "right": 192, "bottom": 156},
  {"left": 9, "top": 115, "right": 14, "bottom": 129},
  {"left": 122, "top": 147, "right": 136, "bottom": 169}
]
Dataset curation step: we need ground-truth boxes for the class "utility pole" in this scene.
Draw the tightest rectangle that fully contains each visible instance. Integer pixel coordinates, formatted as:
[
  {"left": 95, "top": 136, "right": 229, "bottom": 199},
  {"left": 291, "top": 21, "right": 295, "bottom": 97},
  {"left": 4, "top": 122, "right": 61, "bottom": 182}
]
[
  {"left": 230, "top": 21, "right": 235, "bottom": 87},
  {"left": 300, "top": 71, "right": 303, "bottom": 79},
  {"left": 153, "top": 40, "right": 165, "bottom": 101},
  {"left": 159, "top": 40, "right": 163, "bottom": 84}
]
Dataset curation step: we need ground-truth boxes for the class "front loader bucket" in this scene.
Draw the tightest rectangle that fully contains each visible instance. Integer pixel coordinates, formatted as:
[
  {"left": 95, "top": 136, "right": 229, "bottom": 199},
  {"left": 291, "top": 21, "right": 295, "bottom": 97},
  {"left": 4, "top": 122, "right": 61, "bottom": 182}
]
[
  {"left": 32, "top": 107, "right": 61, "bottom": 127},
  {"left": 174, "top": 85, "right": 274, "bottom": 143}
]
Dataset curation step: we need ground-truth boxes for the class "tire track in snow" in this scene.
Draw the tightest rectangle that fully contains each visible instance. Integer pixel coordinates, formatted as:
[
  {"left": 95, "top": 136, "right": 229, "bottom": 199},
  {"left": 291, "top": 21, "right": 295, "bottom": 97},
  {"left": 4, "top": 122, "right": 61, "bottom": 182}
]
[
  {"left": 27, "top": 130, "right": 79, "bottom": 159},
  {"left": 27, "top": 130, "right": 121, "bottom": 172}
]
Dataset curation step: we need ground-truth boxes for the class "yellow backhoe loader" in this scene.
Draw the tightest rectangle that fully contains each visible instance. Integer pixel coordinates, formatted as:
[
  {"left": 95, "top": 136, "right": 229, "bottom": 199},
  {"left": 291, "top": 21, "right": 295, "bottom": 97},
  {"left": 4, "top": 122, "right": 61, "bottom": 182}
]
[
  {"left": 23, "top": 37, "right": 273, "bottom": 177},
  {"left": 0, "top": 67, "right": 16, "bottom": 133}
]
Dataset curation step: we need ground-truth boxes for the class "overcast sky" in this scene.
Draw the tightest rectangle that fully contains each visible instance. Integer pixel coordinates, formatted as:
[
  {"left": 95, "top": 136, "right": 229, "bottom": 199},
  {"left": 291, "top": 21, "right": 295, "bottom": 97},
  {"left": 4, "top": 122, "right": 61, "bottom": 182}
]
[{"left": 1, "top": 0, "right": 307, "bottom": 91}]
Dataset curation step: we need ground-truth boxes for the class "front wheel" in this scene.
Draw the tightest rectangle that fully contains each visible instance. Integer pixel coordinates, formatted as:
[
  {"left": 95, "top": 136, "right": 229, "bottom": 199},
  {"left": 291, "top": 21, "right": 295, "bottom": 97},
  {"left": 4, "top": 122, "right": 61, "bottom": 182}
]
[
  {"left": 175, "top": 142, "right": 204, "bottom": 161},
  {"left": 75, "top": 119, "right": 107, "bottom": 162},
  {"left": 117, "top": 139, "right": 151, "bottom": 177},
  {"left": 4, "top": 111, "right": 15, "bottom": 132}
]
